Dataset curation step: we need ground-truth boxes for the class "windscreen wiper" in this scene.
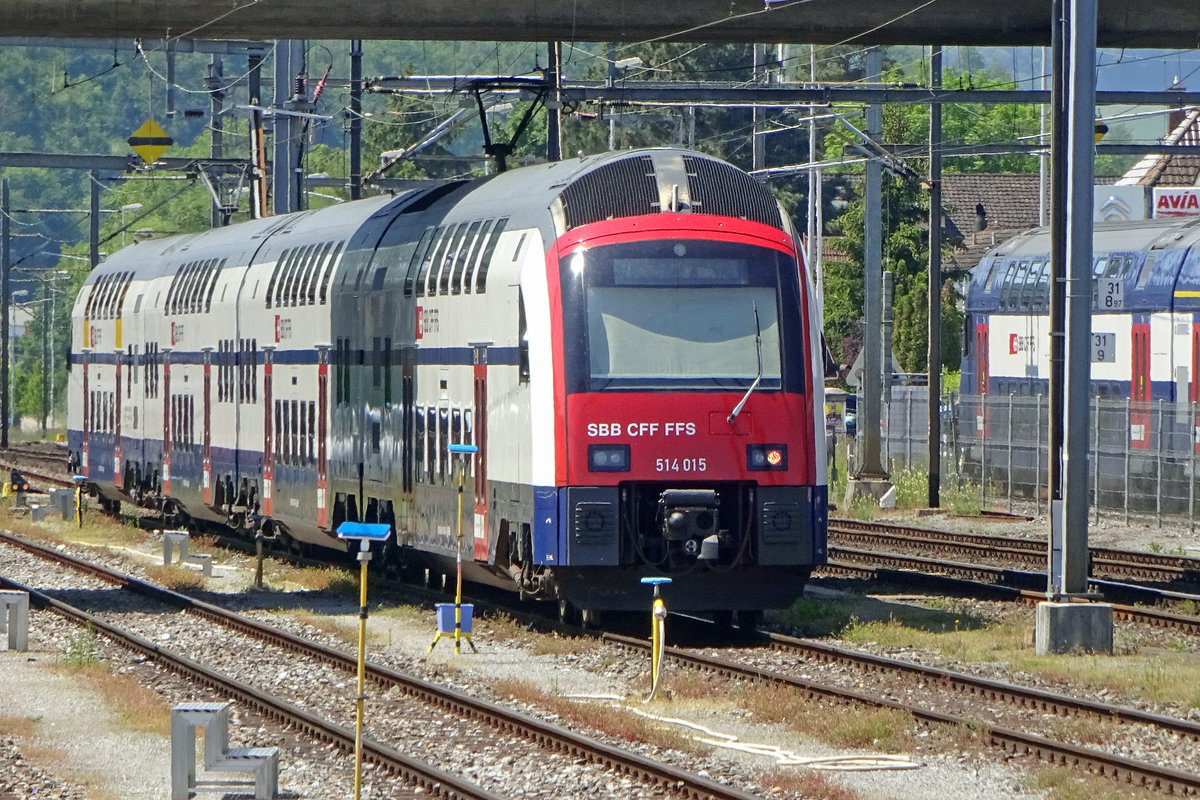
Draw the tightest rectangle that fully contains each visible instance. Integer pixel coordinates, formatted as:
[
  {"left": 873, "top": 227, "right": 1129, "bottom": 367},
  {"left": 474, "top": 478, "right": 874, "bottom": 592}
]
[{"left": 727, "top": 302, "right": 762, "bottom": 425}]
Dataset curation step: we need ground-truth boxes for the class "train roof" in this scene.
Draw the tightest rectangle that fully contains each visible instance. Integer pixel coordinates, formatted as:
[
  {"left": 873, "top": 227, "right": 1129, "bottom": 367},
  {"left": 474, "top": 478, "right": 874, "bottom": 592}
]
[
  {"left": 982, "top": 215, "right": 1200, "bottom": 262},
  {"left": 82, "top": 148, "right": 789, "bottom": 287}
]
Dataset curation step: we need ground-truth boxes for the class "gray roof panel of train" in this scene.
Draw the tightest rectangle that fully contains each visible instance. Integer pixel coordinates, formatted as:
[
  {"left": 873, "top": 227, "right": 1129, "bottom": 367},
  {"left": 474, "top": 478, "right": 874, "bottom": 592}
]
[{"left": 983, "top": 216, "right": 1200, "bottom": 264}]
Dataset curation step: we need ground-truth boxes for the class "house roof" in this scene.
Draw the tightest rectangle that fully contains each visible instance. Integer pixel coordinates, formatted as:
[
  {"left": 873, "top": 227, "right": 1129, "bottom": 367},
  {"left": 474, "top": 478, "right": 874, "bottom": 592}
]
[{"left": 1116, "top": 108, "right": 1200, "bottom": 187}]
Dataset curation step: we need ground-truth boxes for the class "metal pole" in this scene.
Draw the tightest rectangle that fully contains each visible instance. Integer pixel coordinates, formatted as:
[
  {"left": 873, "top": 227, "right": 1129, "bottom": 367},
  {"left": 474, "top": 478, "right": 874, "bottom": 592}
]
[
  {"left": 546, "top": 42, "right": 562, "bottom": 162},
  {"left": 1093, "top": 397, "right": 1100, "bottom": 525},
  {"left": 1008, "top": 393, "right": 1014, "bottom": 512},
  {"left": 1124, "top": 397, "right": 1131, "bottom": 525},
  {"left": 40, "top": 292, "right": 48, "bottom": 435},
  {"left": 1, "top": 178, "right": 9, "bottom": 449},
  {"left": 208, "top": 55, "right": 225, "bottom": 227},
  {"left": 752, "top": 43, "right": 766, "bottom": 172},
  {"left": 1035, "top": 393, "right": 1043, "bottom": 516},
  {"left": 350, "top": 40, "right": 363, "bottom": 200},
  {"left": 351, "top": 539, "right": 370, "bottom": 800},
  {"left": 1047, "top": 0, "right": 1068, "bottom": 586},
  {"left": 981, "top": 396, "right": 988, "bottom": 505},
  {"left": 1191, "top": 401, "right": 1197, "bottom": 535},
  {"left": 857, "top": 46, "right": 887, "bottom": 479},
  {"left": 1156, "top": 399, "right": 1163, "bottom": 527},
  {"left": 927, "top": 44, "right": 943, "bottom": 507},
  {"left": 1058, "top": 0, "right": 1097, "bottom": 596},
  {"left": 89, "top": 170, "right": 100, "bottom": 267}
]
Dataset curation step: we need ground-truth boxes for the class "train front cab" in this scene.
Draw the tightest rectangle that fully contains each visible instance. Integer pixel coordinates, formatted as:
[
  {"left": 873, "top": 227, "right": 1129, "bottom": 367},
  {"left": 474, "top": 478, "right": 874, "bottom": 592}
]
[{"left": 536, "top": 216, "right": 827, "bottom": 614}]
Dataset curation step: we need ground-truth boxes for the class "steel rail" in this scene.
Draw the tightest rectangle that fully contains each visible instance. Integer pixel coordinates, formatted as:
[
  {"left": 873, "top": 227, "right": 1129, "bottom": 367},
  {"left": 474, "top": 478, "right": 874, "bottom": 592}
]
[
  {"left": 830, "top": 519, "right": 1200, "bottom": 583},
  {"left": 604, "top": 633, "right": 1200, "bottom": 796},
  {"left": 0, "top": 530, "right": 768, "bottom": 800},
  {"left": 815, "top": 558, "right": 1200, "bottom": 635},
  {"left": 0, "top": 573, "right": 503, "bottom": 800}
]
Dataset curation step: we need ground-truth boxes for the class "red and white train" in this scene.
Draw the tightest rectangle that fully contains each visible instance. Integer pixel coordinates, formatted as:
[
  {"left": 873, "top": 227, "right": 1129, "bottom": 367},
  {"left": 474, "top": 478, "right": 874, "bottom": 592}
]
[{"left": 68, "top": 148, "right": 828, "bottom": 620}]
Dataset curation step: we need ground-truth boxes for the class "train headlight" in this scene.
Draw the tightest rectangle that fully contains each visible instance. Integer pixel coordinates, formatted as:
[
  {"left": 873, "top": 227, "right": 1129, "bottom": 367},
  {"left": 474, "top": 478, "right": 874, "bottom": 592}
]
[
  {"left": 747, "top": 443, "right": 788, "bottom": 471},
  {"left": 588, "top": 444, "right": 630, "bottom": 472}
]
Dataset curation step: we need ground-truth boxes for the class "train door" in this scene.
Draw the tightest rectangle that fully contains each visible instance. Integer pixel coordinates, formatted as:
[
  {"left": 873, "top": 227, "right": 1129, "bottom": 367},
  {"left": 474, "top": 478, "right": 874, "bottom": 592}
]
[
  {"left": 202, "top": 348, "right": 213, "bottom": 505},
  {"left": 81, "top": 357, "right": 90, "bottom": 477},
  {"left": 473, "top": 344, "right": 490, "bottom": 561},
  {"left": 317, "top": 346, "right": 329, "bottom": 529},
  {"left": 1131, "top": 316, "right": 1151, "bottom": 450},
  {"left": 162, "top": 354, "right": 171, "bottom": 495},
  {"left": 262, "top": 347, "right": 275, "bottom": 516},
  {"left": 113, "top": 354, "right": 122, "bottom": 489},
  {"left": 974, "top": 322, "right": 990, "bottom": 437}
]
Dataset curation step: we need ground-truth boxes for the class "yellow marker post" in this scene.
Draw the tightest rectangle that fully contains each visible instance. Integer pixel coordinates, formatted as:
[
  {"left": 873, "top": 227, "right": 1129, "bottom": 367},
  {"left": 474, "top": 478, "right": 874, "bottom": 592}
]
[
  {"left": 73, "top": 476, "right": 85, "bottom": 528},
  {"left": 640, "top": 577, "right": 672, "bottom": 701},
  {"left": 430, "top": 443, "right": 479, "bottom": 654},
  {"left": 336, "top": 521, "right": 391, "bottom": 800}
]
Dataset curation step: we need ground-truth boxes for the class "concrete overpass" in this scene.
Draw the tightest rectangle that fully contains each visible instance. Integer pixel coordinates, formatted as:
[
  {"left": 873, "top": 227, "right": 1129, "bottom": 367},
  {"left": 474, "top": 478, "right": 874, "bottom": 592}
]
[{"left": 6, "top": 0, "right": 1200, "bottom": 48}]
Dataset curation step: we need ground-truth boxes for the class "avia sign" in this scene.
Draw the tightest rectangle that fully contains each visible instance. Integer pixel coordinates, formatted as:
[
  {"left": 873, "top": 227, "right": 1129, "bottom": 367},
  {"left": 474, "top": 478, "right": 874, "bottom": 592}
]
[{"left": 1153, "top": 187, "right": 1200, "bottom": 217}]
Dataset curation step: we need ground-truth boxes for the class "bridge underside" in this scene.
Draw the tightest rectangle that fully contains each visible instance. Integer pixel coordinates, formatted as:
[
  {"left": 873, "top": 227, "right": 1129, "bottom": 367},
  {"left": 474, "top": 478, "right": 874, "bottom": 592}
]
[{"left": 9, "top": 0, "right": 1200, "bottom": 47}]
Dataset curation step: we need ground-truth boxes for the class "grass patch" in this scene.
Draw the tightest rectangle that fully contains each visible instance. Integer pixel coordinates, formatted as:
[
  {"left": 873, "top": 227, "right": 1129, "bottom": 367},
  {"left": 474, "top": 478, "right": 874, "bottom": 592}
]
[
  {"left": 491, "top": 678, "right": 691, "bottom": 750},
  {"left": 662, "top": 668, "right": 728, "bottom": 701},
  {"left": 741, "top": 682, "right": 917, "bottom": 752},
  {"left": 483, "top": 611, "right": 601, "bottom": 657},
  {"left": 48, "top": 665, "right": 171, "bottom": 736},
  {"left": 839, "top": 612, "right": 1200, "bottom": 709},
  {"left": 61, "top": 626, "right": 101, "bottom": 668},
  {"left": 262, "top": 562, "right": 358, "bottom": 595},
  {"left": 1016, "top": 652, "right": 1200, "bottom": 709},
  {"left": 1035, "top": 766, "right": 1164, "bottom": 799},
  {"left": 289, "top": 611, "right": 359, "bottom": 645},
  {"left": 142, "top": 563, "right": 206, "bottom": 590},
  {"left": 890, "top": 467, "right": 929, "bottom": 509},
  {"left": 758, "top": 769, "right": 865, "bottom": 800},
  {"left": 780, "top": 595, "right": 987, "bottom": 638},
  {"left": 0, "top": 715, "right": 38, "bottom": 738}
]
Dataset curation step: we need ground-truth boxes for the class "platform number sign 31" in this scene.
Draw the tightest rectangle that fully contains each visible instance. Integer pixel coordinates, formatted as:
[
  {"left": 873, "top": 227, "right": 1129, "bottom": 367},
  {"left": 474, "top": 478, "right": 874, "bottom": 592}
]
[{"left": 1092, "top": 332, "right": 1115, "bottom": 363}]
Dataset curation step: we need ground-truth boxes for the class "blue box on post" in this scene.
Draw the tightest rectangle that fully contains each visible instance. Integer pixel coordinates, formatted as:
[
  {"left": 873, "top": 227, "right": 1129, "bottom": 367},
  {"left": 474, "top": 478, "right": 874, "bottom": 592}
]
[{"left": 435, "top": 603, "right": 473, "bottom": 634}]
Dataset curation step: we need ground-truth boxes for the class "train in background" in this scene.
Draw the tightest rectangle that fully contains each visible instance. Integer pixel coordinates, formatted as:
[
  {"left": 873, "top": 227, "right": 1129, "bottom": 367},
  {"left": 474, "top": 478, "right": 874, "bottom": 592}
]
[
  {"left": 67, "top": 147, "right": 828, "bottom": 623},
  {"left": 959, "top": 216, "right": 1200, "bottom": 510},
  {"left": 963, "top": 215, "right": 1200, "bottom": 413}
]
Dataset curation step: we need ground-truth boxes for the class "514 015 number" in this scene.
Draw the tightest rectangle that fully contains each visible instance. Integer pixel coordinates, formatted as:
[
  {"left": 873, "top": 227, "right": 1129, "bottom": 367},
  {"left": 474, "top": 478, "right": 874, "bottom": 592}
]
[{"left": 655, "top": 457, "right": 707, "bottom": 473}]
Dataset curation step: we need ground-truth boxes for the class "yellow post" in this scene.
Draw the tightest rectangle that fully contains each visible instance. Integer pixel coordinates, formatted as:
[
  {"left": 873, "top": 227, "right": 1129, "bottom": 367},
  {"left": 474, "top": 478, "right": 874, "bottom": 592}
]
[
  {"left": 335, "top": 522, "right": 390, "bottom": 800},
  {"left": 352, "top": 545, "right": 368, "bottom": 800},
  {"left": 73, "top": 476, "right": 85, "bottom": 528},
  {"left": 430, "top": 443, "right": 478, "bottom": 654},
  {"left": 640, "top": 577, "right": 671, "bottom": 701}
]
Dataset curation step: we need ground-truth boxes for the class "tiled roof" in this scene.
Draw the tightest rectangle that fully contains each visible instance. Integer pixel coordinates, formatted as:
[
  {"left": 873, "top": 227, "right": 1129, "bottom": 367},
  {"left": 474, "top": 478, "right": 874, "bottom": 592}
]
[
  {"left": 941, "top": 173, "right": 1046, "bottom": 236},
  {"left": 1116, "top": 109, "right": 1200, "bottom": 187}
]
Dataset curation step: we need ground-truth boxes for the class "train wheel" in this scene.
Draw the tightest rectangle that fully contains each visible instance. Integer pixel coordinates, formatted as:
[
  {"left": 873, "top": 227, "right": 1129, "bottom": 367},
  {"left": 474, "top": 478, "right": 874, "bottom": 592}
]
[
  {"left": 557, "top": 599, "right": 579, "bottom": 626},
  {"left": 580, "top": 608, "right": 602, "bottom": 630}
]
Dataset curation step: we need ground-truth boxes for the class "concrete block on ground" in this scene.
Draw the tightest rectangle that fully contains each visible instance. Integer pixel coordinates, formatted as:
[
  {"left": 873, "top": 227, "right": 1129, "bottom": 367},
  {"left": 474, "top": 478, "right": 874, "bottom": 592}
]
[
  {"left": 1035, "top": 601, "right": 1113, "bottom": 655},
  {"left": 0, "top": 590, "right": 30, "bottom": 651}
]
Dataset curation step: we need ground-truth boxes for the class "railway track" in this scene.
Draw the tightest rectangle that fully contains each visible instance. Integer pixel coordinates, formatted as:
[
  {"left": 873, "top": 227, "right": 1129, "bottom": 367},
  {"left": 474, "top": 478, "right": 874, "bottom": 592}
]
[
  {"left": 604, "top": 632, "right": 1200, "bottom": 796},
  {"left": 0, "top": 529, "right": 769, "bottom": 800},
  {"left": 829, "top": 519, "right": 1200, "bottom": 586}
]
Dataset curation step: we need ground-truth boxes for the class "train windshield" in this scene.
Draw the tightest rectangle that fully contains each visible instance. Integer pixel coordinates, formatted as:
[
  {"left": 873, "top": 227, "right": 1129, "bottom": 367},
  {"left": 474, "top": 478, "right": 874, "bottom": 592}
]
[{"left": 560, "top": 239, "right": 805, "bottom": 392}]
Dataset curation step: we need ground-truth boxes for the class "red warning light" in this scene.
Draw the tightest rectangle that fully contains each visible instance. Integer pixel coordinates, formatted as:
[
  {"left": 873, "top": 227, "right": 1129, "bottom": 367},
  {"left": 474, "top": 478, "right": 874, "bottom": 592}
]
[{"left": 766, "top": 449, "right": 783, "bottom": 466}]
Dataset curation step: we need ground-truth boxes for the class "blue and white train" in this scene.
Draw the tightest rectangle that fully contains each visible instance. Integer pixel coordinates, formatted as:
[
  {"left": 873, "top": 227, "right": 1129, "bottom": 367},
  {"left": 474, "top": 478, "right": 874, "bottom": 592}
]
[
  {"left": 67, "top": 148, "right": 829, "bottom": 620},
  {"left": 963, "top": 215, "right": 1200, "bottom": 449}
]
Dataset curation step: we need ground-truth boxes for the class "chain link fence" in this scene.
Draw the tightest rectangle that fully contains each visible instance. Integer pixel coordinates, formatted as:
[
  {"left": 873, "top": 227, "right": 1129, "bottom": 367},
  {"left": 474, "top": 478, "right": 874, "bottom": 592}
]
[{"left": 868, "top": 387, "right": 1200, "bottom": 528}]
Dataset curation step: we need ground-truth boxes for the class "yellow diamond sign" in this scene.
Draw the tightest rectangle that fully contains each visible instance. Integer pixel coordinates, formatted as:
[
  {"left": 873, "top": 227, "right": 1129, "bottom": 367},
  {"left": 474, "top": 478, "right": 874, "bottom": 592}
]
[{"left": 127, "top": 119, "right": 173, "bottom": 165}]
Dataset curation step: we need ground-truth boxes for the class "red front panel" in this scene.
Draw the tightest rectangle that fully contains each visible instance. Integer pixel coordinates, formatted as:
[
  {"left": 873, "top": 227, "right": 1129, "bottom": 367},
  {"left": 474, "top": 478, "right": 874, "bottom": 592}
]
[
  {"left": 566, "top": 392, "right": 813, "bottom": 486},
  {"left": 549, "top": 215, "right": 814, "bottom": 489}
]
